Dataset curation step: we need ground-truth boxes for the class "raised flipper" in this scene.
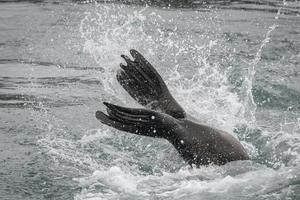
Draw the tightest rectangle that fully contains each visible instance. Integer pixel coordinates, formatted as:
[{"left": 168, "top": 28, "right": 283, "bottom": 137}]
[
  {"left": 95, "top": 102, "right": 178, "bottom": 139},
  {"left": 116, "top": 49, "right": 186, "bottom": 119}
]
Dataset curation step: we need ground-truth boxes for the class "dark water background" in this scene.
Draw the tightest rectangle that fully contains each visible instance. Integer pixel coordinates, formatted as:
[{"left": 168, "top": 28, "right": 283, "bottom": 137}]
[{"left": 0, "top": 0, "right": 299, "bottom": 199}]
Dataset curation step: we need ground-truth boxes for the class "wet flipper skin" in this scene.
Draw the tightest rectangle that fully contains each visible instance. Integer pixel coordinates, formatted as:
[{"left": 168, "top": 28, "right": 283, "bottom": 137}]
[
  {"left": 117, "top": 49, "right": 186, "bottom": 119},
  {"left": 96, "top": 102, "right": 178, "bottom": 139}
]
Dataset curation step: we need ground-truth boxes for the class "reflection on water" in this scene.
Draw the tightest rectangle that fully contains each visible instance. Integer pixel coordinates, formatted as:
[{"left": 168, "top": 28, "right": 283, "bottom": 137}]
[{"left": 0, "top": 0, "right": 299, "bottom": 199}]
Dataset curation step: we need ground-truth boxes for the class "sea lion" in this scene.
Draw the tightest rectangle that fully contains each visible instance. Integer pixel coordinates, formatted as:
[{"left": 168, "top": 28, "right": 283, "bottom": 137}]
[{"left": 96, "top": 49, "right": 249, "bottom": 166}]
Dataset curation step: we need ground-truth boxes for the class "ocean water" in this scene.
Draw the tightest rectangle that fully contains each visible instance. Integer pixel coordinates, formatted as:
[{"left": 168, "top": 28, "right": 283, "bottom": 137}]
[{"left": 0, "top": 1, "right": 299, "bottom": 199}]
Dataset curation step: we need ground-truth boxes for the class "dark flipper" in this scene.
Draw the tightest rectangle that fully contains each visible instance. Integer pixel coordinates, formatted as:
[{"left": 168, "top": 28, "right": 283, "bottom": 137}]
[
  {"left": 117, "top": 49, "right": 186, "bottom": 119},
  {"left": 96, "top": 102, "right": 178, "bottom": 139}
]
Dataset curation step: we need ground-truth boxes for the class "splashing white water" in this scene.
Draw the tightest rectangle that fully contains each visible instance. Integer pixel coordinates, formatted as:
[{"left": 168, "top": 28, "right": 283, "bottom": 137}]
[
  {"left": 79, "top": 4, "right": 248, "bottom": 132},
  {"left": 239, "top": 24, "right": 277, "bottom": 126},
  {"left": 238, "top": 0, "right": 289, "bottom": 126},
  {"left": 80, "top": 4, "right": 153, "bottom": 98}
]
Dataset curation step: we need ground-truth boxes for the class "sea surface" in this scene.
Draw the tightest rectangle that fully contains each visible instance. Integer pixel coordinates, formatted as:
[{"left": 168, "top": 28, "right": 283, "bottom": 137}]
[{"left": 0, "top": 0, "right": 299, "bottom": 199}]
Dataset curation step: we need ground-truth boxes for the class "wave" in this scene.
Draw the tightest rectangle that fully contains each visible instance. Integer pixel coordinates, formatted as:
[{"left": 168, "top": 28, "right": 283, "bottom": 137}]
[
  {"left": 3, "top": 0, "right": 298, "bottom": 15},
  {"left": 0, "top": 58, "right": 104, "bottom": 71},
  {"left": 73, "top": 0, "right": 300, "bottom": 15}
]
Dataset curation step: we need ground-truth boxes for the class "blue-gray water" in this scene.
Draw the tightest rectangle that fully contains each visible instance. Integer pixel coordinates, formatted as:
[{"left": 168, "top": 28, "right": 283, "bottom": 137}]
[{"left": 0, "top": 1, "right": 299, "bottom": 199}]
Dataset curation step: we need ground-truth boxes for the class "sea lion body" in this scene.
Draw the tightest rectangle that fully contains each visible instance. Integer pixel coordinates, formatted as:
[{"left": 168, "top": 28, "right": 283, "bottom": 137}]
[
  {"left": 96, "top": 49, "right": 249, "bottom": 166},
  {"left": 170, "top": 119, "right": 249, "bottom": 166}
]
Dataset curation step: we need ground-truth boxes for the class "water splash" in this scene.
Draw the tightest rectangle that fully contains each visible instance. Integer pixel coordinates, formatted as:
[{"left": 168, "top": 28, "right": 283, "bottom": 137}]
[
  {"left": 79, "top": 4, "right": 153, "bottom": 98},
  {"left": 79, "top": 4, "right": 246, "bottom": 132},
  {"left": 238, "top": 0, "right": 290, "bottom": 126},
  {"left": 240, "top": 24, "right": 277, "bottom": 126}
]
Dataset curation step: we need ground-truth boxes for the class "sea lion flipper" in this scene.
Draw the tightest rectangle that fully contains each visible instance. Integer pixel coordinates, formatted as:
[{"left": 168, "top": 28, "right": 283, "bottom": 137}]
[
  {"left": 117, "top": 49, "right": 186, "bottom": 119},
  {"left": 96, "top": 102, "right": 178, "bottom": 138}
]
